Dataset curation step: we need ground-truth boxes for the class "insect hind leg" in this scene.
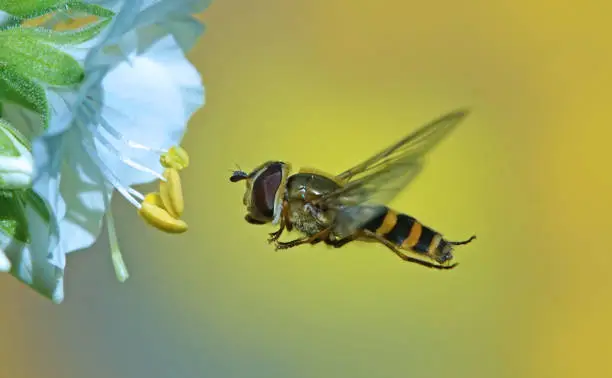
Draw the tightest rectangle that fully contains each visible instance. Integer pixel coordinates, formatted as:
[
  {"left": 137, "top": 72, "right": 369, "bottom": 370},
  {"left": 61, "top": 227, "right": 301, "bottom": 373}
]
[
  {"left": 447, "top": 235, "right": 476, "bottom": 246},
  {"left": 363, "top": 229, "right": 458, "bottom": 270},
  {"left": 324, "top": 235, "right": 357, "bottom": 248}
]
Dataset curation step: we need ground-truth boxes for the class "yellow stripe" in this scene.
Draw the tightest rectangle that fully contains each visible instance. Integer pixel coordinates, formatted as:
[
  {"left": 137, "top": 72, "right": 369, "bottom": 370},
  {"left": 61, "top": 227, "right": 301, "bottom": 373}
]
[
  {"left": 428, "top": 234, "right": 442, "bottom": 255},
  {"left": 375, "top": 210, "right": 397, "bottom": 235},
  {"left": 401, "top": 221, "right": 422, "bottom": 249}
]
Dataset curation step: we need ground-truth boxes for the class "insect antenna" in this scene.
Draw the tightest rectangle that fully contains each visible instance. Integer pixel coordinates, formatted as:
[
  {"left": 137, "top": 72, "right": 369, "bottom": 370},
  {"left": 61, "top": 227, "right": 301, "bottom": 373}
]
[{"left": 229, "top": 164, "right": 249, "bottom": 182}]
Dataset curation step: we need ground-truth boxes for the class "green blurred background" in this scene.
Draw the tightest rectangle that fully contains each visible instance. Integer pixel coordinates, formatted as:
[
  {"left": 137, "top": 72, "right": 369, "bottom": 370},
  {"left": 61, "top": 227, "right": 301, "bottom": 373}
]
[{"left": 2, "top": 0, "right": 611, "bottom": 377}]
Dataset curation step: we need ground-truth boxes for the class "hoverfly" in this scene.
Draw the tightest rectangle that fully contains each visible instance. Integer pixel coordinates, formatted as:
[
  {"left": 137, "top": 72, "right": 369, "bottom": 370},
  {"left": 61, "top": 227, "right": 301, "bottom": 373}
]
[{"left": 229, "top": 109, "right": 476, "bottom": 269}]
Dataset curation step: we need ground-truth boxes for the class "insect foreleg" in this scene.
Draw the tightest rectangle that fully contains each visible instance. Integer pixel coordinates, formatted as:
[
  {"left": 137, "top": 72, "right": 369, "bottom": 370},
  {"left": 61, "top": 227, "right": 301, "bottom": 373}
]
[
  {"left": 267, "top": 200, "right": 290, "bottom": 243},
  {"left": 273, "top": 228, "right": 331, "bottom": 250}
]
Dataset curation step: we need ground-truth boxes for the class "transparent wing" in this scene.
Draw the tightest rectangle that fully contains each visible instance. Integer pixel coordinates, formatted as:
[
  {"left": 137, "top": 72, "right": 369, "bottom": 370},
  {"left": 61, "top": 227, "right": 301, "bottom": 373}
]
[
  {"left": 328, "top": 159, "right": 423, "bottom": 238},
  {"left": 317, "top": 109, "right": 469, "bottom": 239},
  {"left": 335, "top": 109, "right": 469, "bottom": 184}
]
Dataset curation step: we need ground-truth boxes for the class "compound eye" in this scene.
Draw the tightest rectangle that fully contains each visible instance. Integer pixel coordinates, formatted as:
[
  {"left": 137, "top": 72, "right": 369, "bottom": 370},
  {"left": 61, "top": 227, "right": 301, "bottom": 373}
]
[
  {"left": 251, "top": 163, "right": 282, "bottom": 218},
  {"left": 245, "top": 214, "right": 266, "bottom": 225}
]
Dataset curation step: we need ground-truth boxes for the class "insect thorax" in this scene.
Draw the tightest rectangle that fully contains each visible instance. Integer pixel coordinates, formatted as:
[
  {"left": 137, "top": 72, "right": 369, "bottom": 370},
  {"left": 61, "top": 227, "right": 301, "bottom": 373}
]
[
  {"left": 285, "top": 172, "right": 341, "bottom": 201},
  {"left": 285, "top": 172, "right": 341, "bottom": 236}
]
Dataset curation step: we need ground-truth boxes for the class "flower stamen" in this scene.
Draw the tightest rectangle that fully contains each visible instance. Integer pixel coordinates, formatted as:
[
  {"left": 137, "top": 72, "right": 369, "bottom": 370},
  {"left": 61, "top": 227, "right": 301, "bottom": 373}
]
[
  {"left": 127, "top": 187, "right": 145, "bottom": 201},
  {"left": 138, "top": 193, "right": 188, "bottom": 234},
  {"left": 80, "top": 137, "right": 142, "bottom": 209},
  {"left": 77, "top": 101, "right": 192, "bottom": 234},
  {"left": 160, "top": 146, "right": 189, "bottom": 171},
  {"left": 106, "top": 207, "right": 129, "bottom": 282},
  {"left": 83, "top": 100, "right": 168, "bottom": 154},
  {"left": 159, "top": 168, "right": 184, "bottom": 218},
  {"left": 81, "top": 121, "right": 167, "bottom": 182}
]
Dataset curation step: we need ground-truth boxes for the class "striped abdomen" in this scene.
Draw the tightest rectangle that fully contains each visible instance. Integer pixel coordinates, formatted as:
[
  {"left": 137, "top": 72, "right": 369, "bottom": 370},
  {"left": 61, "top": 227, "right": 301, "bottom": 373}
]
[{"left": 362, "top": 207, "right": 453, "bottom": 264}]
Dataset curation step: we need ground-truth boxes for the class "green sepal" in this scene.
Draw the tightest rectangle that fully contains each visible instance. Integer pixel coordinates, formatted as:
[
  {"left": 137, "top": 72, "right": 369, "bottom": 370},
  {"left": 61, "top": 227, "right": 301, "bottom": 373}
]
[
  {"left": 0, "top": 0, "right": 114, "bottom": 20},
  {"left": 0, "top": 29, "right": 84, "bottom": 86},
  {"left": 0, "top": 65, "right": 48, "bottom": 128},
  {"left": 0, "top": 188, "right": 52, "bottom": 245},
  {"left": 28, "top": 2, "right": 115, "bottom": 31},
  {"left": 0, "top": 118, "right": 21, "bottom": 156},
  {"left": 3, "top": 18, "right": 111, "bottom": 45},
  {"left": 0, "top": 189, "right": 30, "bottom": 243}
]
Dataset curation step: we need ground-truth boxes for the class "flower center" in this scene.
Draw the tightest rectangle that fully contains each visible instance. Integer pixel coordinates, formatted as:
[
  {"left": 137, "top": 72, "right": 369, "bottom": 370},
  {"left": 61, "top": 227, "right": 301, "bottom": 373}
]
[
  {"left": 77, "top": 97, "right": 190, "bottom": 232},
  {"left": 75, "top": 98, "right": 192, "bottom": 282}
]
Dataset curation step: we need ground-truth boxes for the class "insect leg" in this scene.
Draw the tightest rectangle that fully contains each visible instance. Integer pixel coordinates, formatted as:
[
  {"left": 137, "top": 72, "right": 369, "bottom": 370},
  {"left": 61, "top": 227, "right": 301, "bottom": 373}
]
[
  {"left": 362, "top": 230, "right": 458, "bottom": 270},
  {"left": 267, "top": 200, "right": 289, "bottom": 243},
  {"left": 324, "top": 235, "right": 358, "bottom": 248},
  {"left": 274, "top": 228, "right": 331, "bottom": 250},
  {"left": 447, "top": 235, "right": 477, "bottom": 246}
]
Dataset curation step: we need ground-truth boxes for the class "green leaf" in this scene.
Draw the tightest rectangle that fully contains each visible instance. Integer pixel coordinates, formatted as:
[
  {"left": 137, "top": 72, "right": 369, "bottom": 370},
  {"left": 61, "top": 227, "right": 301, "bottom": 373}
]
[
  {"left": 0, "top": 17, "right": 20, "bottom": 31},
  {"left": 64, "top": 2, "right": 115, "bottom": 18},
  {"left": 0, "top": 30, "right": 84, "bottom": 86},
  {"left": 0, "top": 65, "right": 48, "bottom": 128},
  {"left": 0, "top": 189, "right": 29, "bottom": 243},
  {"left": 0, "top": 188, "right": 53, "bottom": 244},
  {"left": 0, "top": 0, "right": 115, "bottom": 20},
  {"left": 0, "top": 118, "right": 21, "bottom": 156},
  {"left": 3, "top": 18, "right": 111, "bottom": 45},
  {"left": 0, "top": 0, "right": 70, "bottom": 19}
]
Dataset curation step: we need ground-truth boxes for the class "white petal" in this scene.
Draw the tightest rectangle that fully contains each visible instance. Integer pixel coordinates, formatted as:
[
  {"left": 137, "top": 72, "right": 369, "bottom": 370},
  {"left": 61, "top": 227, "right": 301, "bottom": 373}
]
[
  {"left": 135, "top": 32, "right": 205, "bottom": 119},
  {"left": 0, "top": 11, "right": 10, "bottom": 26},
  {"left": 78, "top": 2, "right": 145, "bottom": 72},
  {"left": 46, "top": 89, "right": 79, "bottom": 136},
  {"left": 132, "top": 0, "right": 211, "bottom": 51},
  {"left": 0, "top": 248, "right": 10, "bottom": 272},
  {"left": 89, "top": 34, "right": 203, "bottom": 186},
  {"left": 59, "top": 132, "right": 113, "bottom": 254},
  {"left": 31, "top": 134, "right": 67, "bottom": 224},
  {"left": 2, "top": 203, "right": 65, "bottom": 304},
  {"left": 33, "top": 130, "right": 111, "bottom": 255}
]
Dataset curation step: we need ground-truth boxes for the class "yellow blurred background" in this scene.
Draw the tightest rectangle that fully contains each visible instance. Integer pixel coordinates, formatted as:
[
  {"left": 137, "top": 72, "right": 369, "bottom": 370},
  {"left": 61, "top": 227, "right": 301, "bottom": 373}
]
[{"left": 2, "top": 0, "right": 612, "bottom": 377}]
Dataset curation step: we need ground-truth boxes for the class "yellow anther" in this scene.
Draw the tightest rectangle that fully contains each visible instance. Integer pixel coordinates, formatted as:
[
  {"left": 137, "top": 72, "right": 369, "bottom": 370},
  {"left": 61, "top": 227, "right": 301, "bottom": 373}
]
[
  {"left": 138, "top": 202, "right": 188, "bottom": 234},
  {"left": 159, "top": 168, "right": 184, "bottom": 218},
  {"left": 160, "top": 146, "right": 189, "bottom": 171},
  {"left": 142, "top": 192, "right": 166, "bottom": 208}
]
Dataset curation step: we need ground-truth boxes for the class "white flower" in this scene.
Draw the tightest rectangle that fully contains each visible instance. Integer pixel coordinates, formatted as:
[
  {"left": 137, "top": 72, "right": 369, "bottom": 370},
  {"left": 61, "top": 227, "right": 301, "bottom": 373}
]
[
  {"left": 0, "top": 195, "right": 63, "bottom": 301},
  {"left": 3, "top": 0, "right": 207, "bottom": 302},
  {"left": 0, "top": 11, "right": 9, "bottom": 27},
  {"left": 0, "top": 250, "right": 9, "bottom": 271}
]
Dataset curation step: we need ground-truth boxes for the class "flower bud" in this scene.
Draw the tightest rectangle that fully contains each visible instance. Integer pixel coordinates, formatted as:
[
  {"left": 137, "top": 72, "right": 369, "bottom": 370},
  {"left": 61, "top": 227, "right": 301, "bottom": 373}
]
[{"left": 0, "top": 119, "right": 33, "bottom": 189}]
